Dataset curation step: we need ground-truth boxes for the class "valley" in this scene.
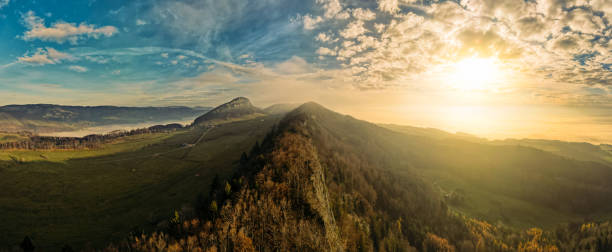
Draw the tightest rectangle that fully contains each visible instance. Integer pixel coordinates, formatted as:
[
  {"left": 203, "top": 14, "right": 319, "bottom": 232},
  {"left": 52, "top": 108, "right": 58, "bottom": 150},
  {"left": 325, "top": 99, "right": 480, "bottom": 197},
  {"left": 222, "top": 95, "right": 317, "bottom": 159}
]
[
  {"left": 1, "top": 98, "right": 612, "bottom": 251},
  {"left": 0, "top": 100, "right": 282, "bottom": 249}
]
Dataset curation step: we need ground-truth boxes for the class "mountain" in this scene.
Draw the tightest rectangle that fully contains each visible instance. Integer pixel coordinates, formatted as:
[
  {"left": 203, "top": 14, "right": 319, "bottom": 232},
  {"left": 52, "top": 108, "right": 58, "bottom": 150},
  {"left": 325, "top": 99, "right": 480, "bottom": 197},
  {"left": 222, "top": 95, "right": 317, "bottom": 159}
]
[
  {"left": 490, "top": 138, "right": 612, "bottom": 165},
  {"left": 262, "top": 103, "right": 300, "bottom": 115},
  {"left": 0, "top": 104, "right": 210, "bottom": 133},
  {"left": 115, "top": 102, "right": 612, "bottom": 251},
  {"left": 382, "top": 124, "right": 612, "bottom": 165},
  {"left": 192, "top": 97, "right": 265, "bottom": 126},
  {"left": 4, "top": 99, "right": 612, "bottom": 251}
]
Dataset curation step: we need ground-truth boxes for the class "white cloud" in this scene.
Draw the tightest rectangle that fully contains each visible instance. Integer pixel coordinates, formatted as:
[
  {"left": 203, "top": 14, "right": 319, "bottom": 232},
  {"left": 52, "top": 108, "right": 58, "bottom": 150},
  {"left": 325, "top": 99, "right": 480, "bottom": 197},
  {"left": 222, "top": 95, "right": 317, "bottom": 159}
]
[
  {"left": 68, "top": 65, "right": 88, "bottom": 72},
  {"left": 85, "top": 55, "right": 110, "bottom": 64},
  {"left": 340, "top": 20, "right": 368, "bottom": 38},
  {"left": 317, "top": 0, "right": 343, "bottom": 19},
  {"left": 591, "top": 0, "right": 612, "bottom": 18},
  {"left": 161, "top": 53, "right": 169, "bottom": 58},
  {"left": 303, "top": 15, "right": 323, "bottom": 30},
  {"left": 316, "top": 47, "right": 337, "bottom": 56},
  {"left": 378, "top": 0, "right": 399, "bottom": 13},
  {"left": 18, "top": 47, "right": 73, "bottom": 65},
  {"left": 564, "top": 8, "right": 604, "bottom": 34},
  {"left": 21, "top": 11, "right": 118, "bottom": 44},
  {"left": 274, "top": 56, "right": 314, "bottom": 75},
  {"left": 304, "top": 0, "right": 612, "bottom": 89},
  {"left": 136, "top": 19, "right": 147, "bottom": 26},
  {"left": 352, "top": 8, "right": 376, "bottom": 20},
  {"left": 0, "top": 0, "right": 10, "bottom": 9}
]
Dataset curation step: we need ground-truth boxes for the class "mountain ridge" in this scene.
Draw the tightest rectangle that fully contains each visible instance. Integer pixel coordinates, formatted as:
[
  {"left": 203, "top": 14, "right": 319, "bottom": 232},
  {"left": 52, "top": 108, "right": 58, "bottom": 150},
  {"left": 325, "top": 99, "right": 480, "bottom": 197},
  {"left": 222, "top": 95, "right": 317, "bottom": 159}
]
[{"left": 192, "top": 97, "right": 265, "bottom": 126}]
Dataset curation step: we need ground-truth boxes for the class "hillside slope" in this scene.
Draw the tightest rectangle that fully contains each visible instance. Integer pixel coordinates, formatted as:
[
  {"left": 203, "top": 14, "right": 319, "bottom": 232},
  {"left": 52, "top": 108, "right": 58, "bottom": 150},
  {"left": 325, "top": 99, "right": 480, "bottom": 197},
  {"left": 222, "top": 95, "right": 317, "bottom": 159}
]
[
  {"left": 0, "top": 113, "right": 282, "bottom": 250},
  {"left": 115, "top": 102, "right": 612, "bottom": 251},
  {"left": 192, "top": 97, "right": 265, "bottom": 126}
]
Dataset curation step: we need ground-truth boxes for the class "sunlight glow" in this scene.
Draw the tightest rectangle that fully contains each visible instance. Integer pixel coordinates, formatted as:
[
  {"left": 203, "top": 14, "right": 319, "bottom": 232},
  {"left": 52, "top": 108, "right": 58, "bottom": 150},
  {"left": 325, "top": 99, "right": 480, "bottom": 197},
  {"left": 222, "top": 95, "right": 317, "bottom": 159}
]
[{"left": 447, "top": 57, "right": 504, "bottom": 91}]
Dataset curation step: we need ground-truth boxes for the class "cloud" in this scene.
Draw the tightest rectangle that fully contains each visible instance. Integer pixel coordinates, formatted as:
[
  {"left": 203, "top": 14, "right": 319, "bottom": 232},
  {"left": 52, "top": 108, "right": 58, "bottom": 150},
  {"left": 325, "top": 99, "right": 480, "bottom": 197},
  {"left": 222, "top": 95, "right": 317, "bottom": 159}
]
[
  {"left": 563, "top": 8, "right": 604, "bottom": 34},
  {"left": 378, "top": 0, "right": 400, "bottom": 13},
  {"left": 352, "top": 8, "right": 376, "bottom": 21},
  {"left": 136, "top": 19, "right": 147, "bottom": 26},
  {"left": 18, "top": 47, "right": 73, "bottom": 65},
  {"left": 316, "top": 47, "right": 337, "bottom": 56},
  {"left": 21, "top": 11, "right": 118, "bottom": 44},
  {"left": 340, "top": 20, "right": 368, "bottom": 38},
  {"left": 0, "top": 0, "right": 10, "bottom": 9},
  {"left": 513, "top": 15, "right": 550, "bottom": 41},
  {"left": 303, "top": 15, "right": 323, "bottom": 30},
  {"left": 68, "top": 65, "right": 89, "bottom": 72},
  {"left": 85, "top": 55, "right": 110, "bottom": 64},
  {"left": 303, "top": 0, "right": 612, "bottom": 90},
  {"left": 316, "top": 0, "right": 343, "bottom": 19}
]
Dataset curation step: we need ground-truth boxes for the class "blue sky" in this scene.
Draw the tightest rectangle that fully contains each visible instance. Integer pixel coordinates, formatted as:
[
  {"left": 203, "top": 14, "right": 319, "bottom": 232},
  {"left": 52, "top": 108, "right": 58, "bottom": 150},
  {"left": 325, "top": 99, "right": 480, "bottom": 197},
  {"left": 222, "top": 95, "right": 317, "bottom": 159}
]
[
  {"left": 0, "top": 0, "right": 320, "bottom": 106},
  {"left": 1, "top": 0, "right": 612, "bottom": 142}
]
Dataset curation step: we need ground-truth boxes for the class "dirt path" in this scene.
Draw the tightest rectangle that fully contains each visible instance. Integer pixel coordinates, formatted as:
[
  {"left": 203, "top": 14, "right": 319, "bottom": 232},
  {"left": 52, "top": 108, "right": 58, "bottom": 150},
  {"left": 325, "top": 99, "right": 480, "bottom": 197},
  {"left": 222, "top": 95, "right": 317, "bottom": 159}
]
[{"left": 93, "top": 127, "right": 213, "bottom": 164}]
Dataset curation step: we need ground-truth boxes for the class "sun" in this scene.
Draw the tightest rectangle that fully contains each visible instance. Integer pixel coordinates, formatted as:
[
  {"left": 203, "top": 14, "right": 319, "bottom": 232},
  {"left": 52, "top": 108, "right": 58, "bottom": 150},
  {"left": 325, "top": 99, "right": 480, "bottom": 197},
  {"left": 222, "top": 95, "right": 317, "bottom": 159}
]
[{"left": 447, "top": 57, "right": 503, "bottom": 91}]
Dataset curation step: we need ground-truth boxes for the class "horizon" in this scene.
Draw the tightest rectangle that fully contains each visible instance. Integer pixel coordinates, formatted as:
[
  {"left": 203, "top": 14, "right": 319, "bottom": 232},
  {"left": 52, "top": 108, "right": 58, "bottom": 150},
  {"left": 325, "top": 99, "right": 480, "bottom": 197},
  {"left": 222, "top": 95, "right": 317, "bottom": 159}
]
[
  {"left": 3, "top": 97, "right": 612, "bottom": 145},
  {"left": 3, "top": 1, "right": 612, "bottom": 250},
  {"left": 1, "top": 0, "right": 611, "bottom": 143}
]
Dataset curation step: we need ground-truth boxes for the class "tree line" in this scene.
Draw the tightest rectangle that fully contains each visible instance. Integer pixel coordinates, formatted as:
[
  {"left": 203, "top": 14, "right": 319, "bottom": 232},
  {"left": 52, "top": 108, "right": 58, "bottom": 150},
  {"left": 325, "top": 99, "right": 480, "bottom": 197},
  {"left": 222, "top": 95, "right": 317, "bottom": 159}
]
[{"left": 0, "top": 124, "right": 183, "bottom": 151}]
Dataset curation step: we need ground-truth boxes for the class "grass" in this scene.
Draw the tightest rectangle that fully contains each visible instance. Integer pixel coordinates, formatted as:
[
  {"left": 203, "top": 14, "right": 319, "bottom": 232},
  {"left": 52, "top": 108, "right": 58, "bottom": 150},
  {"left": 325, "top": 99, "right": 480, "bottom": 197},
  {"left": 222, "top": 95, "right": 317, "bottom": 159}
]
[
  {"left": 0, "top": 132, "right": 176, "bottom": 162},
  {"left": 0, "top": 115, "right": 281, "bottom": 250},
  {"left": 421, "top": 168, "right": 578, "bottom": 230},
  {"left": 379, "top": 124, "right": 612, "bottom": 231}
]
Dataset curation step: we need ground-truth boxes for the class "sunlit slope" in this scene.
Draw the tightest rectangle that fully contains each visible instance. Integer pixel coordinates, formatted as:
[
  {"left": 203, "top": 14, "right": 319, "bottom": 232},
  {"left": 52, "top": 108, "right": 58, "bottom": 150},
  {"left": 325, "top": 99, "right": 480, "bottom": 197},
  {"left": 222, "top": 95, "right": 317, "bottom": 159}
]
[
  {"left": 382, "top": 124, "right": 612, "bottom": 166},
  {"left": 0, "top": 115, "right": 281, "bottom": 250},
  {"left": 299, "top": 103, "right": 612, "bottom": 229},
  {"left": 192, "top": 97, "right": 265, "bottom": 126}
]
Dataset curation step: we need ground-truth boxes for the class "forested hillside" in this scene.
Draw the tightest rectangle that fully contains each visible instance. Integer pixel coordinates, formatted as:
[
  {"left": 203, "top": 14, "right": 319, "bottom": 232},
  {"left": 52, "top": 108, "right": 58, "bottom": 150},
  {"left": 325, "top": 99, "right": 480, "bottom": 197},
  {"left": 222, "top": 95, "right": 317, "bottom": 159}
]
[
  {"left": 5, "top": 102, "right": 612, "bottom": 251},
  {"left": 96, "top": 102, "right": 612, "bottom": 251}
]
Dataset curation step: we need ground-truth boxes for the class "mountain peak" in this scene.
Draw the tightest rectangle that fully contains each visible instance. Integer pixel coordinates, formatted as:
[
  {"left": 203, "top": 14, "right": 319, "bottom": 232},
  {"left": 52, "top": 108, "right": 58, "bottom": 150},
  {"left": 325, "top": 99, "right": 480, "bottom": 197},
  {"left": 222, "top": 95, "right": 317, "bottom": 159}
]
[
  {"left": 287, "top": 102, "right": 341, "bottom": 121},
  {"left": 192, "top": 97, "right": 264, "bottom": 126},
  {"left": 229, "top": 97, "right": 250, "bottom": 103}
]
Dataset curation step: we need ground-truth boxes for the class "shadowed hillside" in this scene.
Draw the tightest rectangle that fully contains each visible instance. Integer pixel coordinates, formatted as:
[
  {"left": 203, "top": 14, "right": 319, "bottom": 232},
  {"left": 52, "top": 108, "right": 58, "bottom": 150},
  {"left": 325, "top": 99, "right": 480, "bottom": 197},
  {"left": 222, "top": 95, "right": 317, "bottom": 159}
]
[
  {"left": 5, "top": 101, "right": 612, "bottom": 251},
  {"left": 107, "top": 102, "right": 612, "bottom": 251}
]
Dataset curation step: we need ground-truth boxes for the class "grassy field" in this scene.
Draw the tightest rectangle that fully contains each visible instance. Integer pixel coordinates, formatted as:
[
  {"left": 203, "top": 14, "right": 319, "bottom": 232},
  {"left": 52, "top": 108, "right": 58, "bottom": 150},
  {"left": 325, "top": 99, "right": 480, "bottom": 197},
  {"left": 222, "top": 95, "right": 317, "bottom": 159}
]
[{"left": 0, "top": 115, "right": 281, "bottom": 250}]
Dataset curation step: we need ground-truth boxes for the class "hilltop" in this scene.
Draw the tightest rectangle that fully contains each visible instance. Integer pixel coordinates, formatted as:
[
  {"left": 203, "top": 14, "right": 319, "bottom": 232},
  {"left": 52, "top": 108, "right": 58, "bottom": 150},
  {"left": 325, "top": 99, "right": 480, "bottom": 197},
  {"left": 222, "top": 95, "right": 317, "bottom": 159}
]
[
  {"left": 110, "top": 101, "right": 612, "bottom": 251},
  {"left": 3, "top": 99, "right": 612, "bottom": 251},
  {"left": 192, "top": 97, "right": 265, "bottom": 126}
]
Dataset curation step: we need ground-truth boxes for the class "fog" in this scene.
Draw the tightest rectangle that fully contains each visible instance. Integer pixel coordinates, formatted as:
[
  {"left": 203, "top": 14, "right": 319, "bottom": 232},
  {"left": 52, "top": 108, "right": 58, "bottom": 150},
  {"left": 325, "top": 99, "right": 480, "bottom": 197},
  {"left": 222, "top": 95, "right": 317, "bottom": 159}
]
[{"left": 39, "top": 119, "right": 194, "bottom": 137}]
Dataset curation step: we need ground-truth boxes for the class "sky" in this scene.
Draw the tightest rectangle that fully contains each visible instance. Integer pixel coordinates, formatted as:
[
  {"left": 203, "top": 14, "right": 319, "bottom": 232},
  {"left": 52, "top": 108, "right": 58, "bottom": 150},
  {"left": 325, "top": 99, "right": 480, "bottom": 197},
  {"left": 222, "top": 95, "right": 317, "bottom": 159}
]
[{"left": 0, "top": 0, "right": 611, "bottom": 143}]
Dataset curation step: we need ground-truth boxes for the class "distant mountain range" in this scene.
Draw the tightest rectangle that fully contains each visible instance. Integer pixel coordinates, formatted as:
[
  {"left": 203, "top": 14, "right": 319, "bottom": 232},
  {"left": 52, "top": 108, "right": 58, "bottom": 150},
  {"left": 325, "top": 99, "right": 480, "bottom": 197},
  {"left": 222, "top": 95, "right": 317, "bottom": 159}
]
[
  {"left": 0, "top": 104, "right": 211, "bottom": 133},
  {"left": 3, "top": 97, "right": 612, "bottom": 251}
]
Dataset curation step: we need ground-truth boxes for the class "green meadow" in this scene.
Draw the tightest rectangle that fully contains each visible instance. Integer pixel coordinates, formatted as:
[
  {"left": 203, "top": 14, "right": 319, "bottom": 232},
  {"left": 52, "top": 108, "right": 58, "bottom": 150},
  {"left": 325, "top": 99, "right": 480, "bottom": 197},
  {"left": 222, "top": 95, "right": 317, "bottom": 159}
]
[{"left": 0, "top": 115, "right": 279, "bottom": 250}]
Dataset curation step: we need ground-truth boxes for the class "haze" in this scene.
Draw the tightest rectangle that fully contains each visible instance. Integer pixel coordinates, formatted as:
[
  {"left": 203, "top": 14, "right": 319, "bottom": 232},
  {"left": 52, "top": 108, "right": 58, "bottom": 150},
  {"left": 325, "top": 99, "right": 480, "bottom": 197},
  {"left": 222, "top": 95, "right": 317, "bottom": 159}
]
[{"left": 0, "top": 0, "right": 610, "bottom": 143}]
